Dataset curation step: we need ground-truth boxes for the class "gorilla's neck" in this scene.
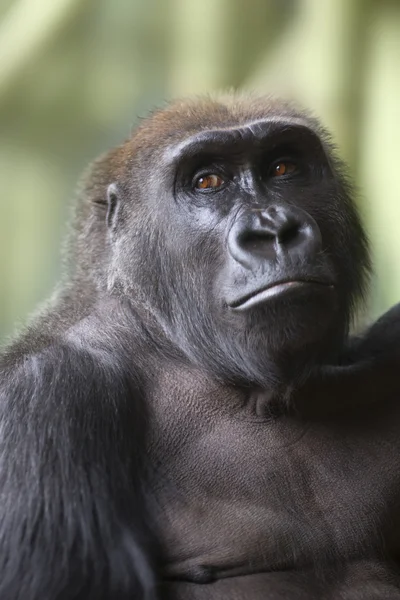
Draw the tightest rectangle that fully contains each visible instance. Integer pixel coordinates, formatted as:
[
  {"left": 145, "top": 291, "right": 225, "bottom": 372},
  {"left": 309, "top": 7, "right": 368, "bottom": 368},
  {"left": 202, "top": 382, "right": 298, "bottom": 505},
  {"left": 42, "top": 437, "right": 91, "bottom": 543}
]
[{"left": 110, "top": 295, "right": 348, "bottom": 401}]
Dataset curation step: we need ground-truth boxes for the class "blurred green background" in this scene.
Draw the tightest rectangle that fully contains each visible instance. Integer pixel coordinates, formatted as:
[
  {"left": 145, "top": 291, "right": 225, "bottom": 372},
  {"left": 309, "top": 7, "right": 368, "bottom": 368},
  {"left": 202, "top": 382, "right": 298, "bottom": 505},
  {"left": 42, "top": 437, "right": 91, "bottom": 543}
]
[{"left": 0, "top": 0, "right": 399, "bottom": 339}]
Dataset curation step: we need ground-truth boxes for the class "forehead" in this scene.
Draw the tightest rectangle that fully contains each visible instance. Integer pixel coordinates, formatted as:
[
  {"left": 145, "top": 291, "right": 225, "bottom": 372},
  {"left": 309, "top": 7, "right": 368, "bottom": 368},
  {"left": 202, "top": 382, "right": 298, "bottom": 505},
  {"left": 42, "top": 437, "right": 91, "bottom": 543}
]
[
  {"left": 164, "top": 116, "right": 317, "bottom": 163},
  {"left": 136, "top": 95, "right": 312, "bottom": 135},
  {"left": 126, "top": 96, "right": 325, "bottom": 171}
]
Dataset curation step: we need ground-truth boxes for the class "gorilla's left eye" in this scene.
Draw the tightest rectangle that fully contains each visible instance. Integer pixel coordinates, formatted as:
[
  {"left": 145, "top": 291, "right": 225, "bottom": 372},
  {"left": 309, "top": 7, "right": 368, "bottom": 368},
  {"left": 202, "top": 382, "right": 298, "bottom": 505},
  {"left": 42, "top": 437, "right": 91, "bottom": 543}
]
[
  {"left": 194, "top": 174, "right": 224, "bottom": 190},
  {"left": 270, "top": 160, "right": 298, "bottom": 177}
]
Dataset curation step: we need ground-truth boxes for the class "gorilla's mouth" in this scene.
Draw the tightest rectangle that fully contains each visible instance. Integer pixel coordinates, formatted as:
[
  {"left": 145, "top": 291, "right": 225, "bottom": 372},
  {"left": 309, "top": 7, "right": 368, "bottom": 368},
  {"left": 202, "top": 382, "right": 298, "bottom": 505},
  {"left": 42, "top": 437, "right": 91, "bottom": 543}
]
[{"left": 230, "top": 279, "right": 334, "bottom": 311}]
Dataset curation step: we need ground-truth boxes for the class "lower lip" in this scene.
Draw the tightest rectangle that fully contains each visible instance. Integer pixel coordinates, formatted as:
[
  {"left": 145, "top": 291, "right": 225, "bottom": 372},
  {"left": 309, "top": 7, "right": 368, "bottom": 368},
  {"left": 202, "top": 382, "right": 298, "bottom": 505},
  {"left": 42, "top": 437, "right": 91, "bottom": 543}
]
[{"left": 231, "top": 281, "right": 333, "bottom": 311}]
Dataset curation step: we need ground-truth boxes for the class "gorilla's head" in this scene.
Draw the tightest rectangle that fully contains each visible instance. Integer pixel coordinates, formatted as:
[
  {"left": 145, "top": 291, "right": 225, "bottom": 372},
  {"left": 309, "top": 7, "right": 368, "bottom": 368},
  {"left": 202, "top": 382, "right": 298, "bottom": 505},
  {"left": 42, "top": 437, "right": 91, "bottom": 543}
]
[{"left": 73, "top": 95, "right": 370, "bottom": 389}]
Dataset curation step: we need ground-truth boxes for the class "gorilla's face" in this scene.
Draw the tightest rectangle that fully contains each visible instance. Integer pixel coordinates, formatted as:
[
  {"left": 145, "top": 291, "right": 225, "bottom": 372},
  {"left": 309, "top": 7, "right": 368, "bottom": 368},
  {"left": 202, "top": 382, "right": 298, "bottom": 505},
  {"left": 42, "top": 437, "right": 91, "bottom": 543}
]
[{"left": 106, "top": 112, "right": 369, "bottom": 388}]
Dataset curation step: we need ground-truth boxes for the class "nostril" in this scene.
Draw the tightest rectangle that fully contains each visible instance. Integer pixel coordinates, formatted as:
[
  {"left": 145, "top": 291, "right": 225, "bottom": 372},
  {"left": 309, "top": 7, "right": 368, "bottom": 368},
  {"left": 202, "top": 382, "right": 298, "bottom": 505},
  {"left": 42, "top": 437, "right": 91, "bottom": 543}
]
[
  {"left": 238, "top": 229, "right": 276, "bottom": 254},
  {"left": 277, "top": 221, "right": 301, "bottom": 246},
  {"left": 239, "top": 229, "right": 275, "bottom": 244}
]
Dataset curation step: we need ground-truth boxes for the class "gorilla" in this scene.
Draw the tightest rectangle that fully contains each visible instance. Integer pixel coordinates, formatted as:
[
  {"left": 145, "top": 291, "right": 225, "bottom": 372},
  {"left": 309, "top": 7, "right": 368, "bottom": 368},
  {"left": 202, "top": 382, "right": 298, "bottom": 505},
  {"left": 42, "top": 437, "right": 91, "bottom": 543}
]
[{"left": 1, "top": 94, "right": 400, "bottom": 600}]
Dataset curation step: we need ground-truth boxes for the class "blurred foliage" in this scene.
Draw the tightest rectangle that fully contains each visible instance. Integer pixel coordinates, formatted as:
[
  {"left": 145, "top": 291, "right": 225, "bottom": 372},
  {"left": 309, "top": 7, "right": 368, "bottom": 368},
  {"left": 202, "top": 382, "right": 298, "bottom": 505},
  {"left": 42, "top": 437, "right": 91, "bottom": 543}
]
[{"left": 0, "top": 0, "right": 399, "bottom": 338}]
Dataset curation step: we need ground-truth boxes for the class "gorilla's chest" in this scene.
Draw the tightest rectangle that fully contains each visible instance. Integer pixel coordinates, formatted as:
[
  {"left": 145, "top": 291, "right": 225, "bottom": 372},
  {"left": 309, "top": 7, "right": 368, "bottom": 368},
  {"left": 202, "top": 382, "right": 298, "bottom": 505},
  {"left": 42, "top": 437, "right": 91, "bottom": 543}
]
[{"left": 148, "top": 367, "right": 400, "bottom": 582}]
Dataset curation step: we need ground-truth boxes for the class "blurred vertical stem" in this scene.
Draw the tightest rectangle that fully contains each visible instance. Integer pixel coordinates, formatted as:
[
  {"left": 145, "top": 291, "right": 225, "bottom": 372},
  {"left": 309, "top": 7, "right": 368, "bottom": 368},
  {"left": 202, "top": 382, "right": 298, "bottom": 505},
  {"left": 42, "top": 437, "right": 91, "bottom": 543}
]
[
  {"left": 358, "top": 1, "right": 400, "bottom": 315},
  {"left": 0, "top": 0, "right": 87, "bottom": 100},
  {"left": 0, "top": 0, "right": 89, "bottom": 337},
  {"left": 246, "top": 0, "right": 367, "bottom": 167},
  {"left": 167, "top": 0, "right": 235, "bottom": 95}
]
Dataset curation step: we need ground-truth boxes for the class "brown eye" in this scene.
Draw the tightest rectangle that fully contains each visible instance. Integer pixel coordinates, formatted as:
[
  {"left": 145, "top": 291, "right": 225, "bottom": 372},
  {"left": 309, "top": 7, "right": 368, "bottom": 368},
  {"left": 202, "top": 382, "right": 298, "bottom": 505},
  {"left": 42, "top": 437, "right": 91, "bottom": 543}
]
[
  {"left": 195, "top": 174, "right": 224, "bottom": 190},
  {"left": 271, "top": 161, "right": 297, "bottom": 177}
]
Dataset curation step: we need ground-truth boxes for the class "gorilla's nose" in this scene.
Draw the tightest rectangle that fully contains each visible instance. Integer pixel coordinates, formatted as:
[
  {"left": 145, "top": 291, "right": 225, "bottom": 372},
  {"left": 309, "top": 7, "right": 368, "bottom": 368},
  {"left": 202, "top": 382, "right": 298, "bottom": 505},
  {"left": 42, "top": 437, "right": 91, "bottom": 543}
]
[{"left": 228, "top": 204, "right": 322, "bottom": 268}]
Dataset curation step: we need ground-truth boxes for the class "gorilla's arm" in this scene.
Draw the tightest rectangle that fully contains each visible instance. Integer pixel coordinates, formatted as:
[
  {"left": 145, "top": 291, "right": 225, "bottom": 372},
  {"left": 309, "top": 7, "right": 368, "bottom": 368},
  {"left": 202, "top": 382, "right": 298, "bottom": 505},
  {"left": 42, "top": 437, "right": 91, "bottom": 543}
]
[
  {"left": 297, "top": 302, "right": 400, "bottom": 416},
  {"left": 349, "top": 302, "right": 400, "bottom": 362},
  {"left": 162, "top": 560, "right": 400, "bottom": 600},
  {"left": 0, "top": 330, "right": 157, "bottom": 600}
]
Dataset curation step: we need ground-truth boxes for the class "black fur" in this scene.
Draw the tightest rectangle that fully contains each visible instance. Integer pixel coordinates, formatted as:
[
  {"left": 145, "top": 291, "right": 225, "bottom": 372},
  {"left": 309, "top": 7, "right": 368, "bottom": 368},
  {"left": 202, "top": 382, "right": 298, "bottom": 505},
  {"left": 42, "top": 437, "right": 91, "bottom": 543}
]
[{"left": 1, "top": 94, "right": 400, "bottom": 599}]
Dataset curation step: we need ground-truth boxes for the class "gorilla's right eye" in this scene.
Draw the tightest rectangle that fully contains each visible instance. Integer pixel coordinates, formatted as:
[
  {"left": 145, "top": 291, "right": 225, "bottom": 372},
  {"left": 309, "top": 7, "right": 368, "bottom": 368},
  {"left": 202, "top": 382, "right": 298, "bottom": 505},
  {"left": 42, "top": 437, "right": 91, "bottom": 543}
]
[{"left": 194, "top": 174, "right": 224, "bottom": 191}]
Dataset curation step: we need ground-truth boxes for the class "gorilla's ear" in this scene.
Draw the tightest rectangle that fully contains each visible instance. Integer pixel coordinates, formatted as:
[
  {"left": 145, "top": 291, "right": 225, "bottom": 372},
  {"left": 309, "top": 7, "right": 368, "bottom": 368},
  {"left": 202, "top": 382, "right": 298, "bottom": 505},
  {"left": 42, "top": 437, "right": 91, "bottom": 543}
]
[{"left": 106, "top": 183, "right": 120, "bottom": 233}]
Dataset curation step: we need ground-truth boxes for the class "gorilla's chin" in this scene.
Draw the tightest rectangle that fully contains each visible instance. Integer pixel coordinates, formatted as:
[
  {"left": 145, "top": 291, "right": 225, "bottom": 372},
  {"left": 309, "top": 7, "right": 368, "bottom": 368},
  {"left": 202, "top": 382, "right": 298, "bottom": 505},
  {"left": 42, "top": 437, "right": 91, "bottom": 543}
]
[{"left": 230, "top": 296, "right": 346, "bottom": 386}]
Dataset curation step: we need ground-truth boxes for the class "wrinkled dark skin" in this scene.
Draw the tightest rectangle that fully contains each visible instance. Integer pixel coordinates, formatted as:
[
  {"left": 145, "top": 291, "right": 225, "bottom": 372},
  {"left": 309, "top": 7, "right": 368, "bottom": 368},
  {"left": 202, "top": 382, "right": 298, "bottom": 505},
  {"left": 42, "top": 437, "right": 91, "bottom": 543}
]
[{"left": 1, "top": 95, "right": 400, "bottom": 600}]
